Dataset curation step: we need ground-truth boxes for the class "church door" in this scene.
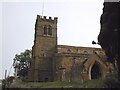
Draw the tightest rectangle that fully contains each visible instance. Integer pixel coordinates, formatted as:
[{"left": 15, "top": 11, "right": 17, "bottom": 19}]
[{"left": 91, "top": 62, "right": 102, "bottom": 79}]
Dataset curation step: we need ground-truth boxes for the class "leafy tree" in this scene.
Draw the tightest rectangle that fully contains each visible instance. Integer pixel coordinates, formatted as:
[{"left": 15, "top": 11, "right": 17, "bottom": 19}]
[{"left": 13, "top": 49, "right": 32, "bottom": 77}]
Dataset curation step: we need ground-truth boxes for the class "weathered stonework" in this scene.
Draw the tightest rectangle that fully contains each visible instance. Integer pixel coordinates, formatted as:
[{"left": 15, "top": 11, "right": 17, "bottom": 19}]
[{"left": 28, "top": 15, "right": 114, "bottom": 82}]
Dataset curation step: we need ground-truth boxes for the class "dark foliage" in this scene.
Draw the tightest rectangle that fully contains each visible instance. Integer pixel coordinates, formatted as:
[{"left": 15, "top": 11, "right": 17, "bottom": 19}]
[{"left": 98, "top": 2, "right": 120, "bottom": 80}]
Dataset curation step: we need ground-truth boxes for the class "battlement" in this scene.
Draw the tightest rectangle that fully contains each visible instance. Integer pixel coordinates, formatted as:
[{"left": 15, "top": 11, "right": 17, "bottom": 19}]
[{"left": 36, "top": 15, "right": 57, "bottom": 23}]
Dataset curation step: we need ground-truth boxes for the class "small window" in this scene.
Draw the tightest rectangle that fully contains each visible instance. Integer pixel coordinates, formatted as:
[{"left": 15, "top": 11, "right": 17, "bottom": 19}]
[
  {"left": 44, "top": 26, "right": 47, "bottom": 35},
  {"left": 48, "top": 25, "right": 52, "bottom": 35}
]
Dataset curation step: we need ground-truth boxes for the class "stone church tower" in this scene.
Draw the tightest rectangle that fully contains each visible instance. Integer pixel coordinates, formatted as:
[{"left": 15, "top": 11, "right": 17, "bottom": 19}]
[
  {"left": 28, "top": 15, "right": 114, "bottom": 82},
  {"left": 28, "top": 15, "right": 58, "bottom": 82}
]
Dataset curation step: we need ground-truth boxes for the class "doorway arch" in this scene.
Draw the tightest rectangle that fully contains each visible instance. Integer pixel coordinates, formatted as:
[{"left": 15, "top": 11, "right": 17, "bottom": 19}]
[{"left": 91, "top": 61, "right": 102, "bottom": 79}]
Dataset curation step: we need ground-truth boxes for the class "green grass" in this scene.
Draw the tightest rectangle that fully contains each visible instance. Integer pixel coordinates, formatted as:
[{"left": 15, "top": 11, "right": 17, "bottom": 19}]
[
  {"left": 83, "top": 79, "right": 104, "bottom": 88},
  {"left": 9, "top": 73, "right": 120, "bottom": 88},
  {"left": 10, "top": 78, "right": 105, "bottom": 88}
]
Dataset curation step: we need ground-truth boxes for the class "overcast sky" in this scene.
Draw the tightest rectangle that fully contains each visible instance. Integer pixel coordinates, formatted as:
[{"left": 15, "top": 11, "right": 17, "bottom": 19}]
[{"left": 1, "top": 0, "right": 104, "bottom": 79}]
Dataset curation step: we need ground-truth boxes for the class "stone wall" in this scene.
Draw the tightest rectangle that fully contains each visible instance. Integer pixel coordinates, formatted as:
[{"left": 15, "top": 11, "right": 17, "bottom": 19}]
[{"left": 53, "top": 45, "right": 112, "bottom": 82}]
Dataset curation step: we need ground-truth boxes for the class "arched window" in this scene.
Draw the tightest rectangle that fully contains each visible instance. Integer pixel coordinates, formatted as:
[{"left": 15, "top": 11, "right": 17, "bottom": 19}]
[
  {"left": 44, "top": 26, "right": 47, "bottom": 35},
  {"left": 48, "top": 25, "right": 52, "bottom": 35},
  {"left": 43, "top": 25, "right": 52, "bottom": 36}
]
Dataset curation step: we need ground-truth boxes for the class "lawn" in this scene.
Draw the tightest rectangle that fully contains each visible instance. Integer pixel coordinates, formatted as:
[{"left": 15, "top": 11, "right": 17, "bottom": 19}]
[
  {"left": 10, "top": 78, "right": 105, "bottom": 88},
  {"left": 9, "top": 73, "right": 120, "bottom": 88}
]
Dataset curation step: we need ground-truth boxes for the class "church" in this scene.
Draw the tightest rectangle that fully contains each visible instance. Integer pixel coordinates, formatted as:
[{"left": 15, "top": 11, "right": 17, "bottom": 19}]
[{"left": 28, "top": 15, "right": 114, "bottom": 82}]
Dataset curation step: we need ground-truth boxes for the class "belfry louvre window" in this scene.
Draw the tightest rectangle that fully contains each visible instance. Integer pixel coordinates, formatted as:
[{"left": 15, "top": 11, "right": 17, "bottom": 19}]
[
  {"left": 43, "top": 25, "right": 52, "bottom": 36},
  {"left": 44, "top": 26, "right": 47, "bottom": 35},
  {"left": 48, "top": 25, "right": 52, "bottom": 35}
]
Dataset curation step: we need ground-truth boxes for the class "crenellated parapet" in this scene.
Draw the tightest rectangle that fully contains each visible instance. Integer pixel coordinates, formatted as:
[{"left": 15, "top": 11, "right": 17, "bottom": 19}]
[{"left": 36, "top": 15, "right": 58, "bottom": 23}]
